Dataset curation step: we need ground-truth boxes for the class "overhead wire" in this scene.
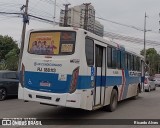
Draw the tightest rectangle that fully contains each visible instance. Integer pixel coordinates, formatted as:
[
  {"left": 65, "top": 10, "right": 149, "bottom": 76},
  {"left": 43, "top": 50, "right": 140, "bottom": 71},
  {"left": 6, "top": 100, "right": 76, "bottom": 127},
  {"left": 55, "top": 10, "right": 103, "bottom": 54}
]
[
  {"left": 71, "top": 8, "right": 160, "bottom": 47},
  {"left": 104, "top": 31, "right": 160, "bottom": 46},
  {"left": 29, "top": 0, "right": 54, "bottom": 16},
  {"left": 0, "top": 16, "right": 19, "bottom": 21},
  {"left": 1, "top": 0, "right": 160, "bottom": 49}
]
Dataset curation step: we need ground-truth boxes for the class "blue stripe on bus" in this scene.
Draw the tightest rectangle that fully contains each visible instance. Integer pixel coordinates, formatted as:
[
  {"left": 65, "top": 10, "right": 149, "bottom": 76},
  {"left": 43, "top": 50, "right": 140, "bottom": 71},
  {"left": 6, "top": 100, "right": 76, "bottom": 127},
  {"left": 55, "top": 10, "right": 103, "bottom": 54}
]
[{"left": 24, "top": 71, "right": 141, "bottom": 94}]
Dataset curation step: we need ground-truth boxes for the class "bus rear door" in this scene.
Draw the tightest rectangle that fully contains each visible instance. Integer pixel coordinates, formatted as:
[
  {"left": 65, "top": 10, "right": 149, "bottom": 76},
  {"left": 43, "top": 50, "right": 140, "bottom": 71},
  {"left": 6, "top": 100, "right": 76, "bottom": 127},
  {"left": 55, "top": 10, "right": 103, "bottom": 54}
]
[{"left": 93, "top": 44, "right": 106, "bottom": 107}]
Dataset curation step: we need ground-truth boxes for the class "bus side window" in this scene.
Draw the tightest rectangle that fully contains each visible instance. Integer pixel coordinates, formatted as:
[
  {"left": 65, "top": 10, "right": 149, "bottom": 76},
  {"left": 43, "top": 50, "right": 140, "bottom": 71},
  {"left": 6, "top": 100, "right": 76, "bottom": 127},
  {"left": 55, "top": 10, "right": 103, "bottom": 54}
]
[
  {"left": 131, "top": 55, "right": 134, "bottom": 70},
  {"left": 117, "top": 50, "right": 121, "bottom": 69},
  {"left": 128, "top": 54, "right": 131, "bottom": 70},
  {"left": 85, "top": 38, "right": 94, "bottom": 66},
  {"left": 125, "top": 53, "right": 131, "bottom": 70},
  {"left": 112, "top": 48, "right": 117, "bottom": 68},
  {"left": 125, "top": 53, "right": 128, "bottom": 70},
  {"left": 95, "top": 45, "right": 103, "bottom": 67},
  {"left": 107, "top": 46, "right": 117, "bottom": 69},
  {"left": 121, "top": 51, "right": 125, "bottom": 69},
  {"left": 134, "top": 56, "right": 137, "bottom": 71},
  {"left": 136, "top": 57, "right": 140, "bottom": 71},
  {"left": 107, "top": 47, "right": 112, "bottom": 68}
]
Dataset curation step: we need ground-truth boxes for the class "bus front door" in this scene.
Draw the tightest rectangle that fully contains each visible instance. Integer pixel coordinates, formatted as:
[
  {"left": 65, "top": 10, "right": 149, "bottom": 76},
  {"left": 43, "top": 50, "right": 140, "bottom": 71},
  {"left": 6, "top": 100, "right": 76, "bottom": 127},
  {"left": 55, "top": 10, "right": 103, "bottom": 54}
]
[{"left": 93, "top": 45, "right": 106, "bottom": 106}]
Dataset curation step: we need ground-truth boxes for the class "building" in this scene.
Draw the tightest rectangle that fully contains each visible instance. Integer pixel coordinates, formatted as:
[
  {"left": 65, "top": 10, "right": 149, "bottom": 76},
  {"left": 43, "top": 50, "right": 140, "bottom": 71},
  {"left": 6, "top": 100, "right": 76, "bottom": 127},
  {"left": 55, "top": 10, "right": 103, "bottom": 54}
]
[
  {"left": 94, "top": 20, "right": 104, "bottom": 37},
  {"left": 59, "top": 4, "right": 104, "bottom": 37}
]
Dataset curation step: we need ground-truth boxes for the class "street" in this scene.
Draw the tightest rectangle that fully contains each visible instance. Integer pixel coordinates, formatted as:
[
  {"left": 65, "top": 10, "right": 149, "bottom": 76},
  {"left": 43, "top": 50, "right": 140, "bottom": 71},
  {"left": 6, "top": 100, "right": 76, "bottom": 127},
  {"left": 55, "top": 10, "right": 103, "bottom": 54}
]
[{"left": 0, "top": 87, "right": 160, "bottom": 128}]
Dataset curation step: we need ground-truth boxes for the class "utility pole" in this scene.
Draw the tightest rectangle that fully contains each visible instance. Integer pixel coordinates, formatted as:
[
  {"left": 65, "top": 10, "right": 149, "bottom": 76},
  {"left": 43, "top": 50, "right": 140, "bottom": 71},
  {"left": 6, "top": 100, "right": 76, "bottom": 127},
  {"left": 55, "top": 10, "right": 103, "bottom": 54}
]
[
  {"left": 142, "top": 12, "right": 147, "bottom": 92},
  {"left": 83, "top": 3, "right": 91, "bottom": 30},
  {"left": 63, "top": 3, "right": 70, "bottom": 27},
  {"left": 18, "top": 0, "right": 29, "bottom": 71},
  {"left": 144, "top": 12, "right": 147, "bottom": 64},
  {"left": 53, "top": 0, "right": 56, "bottom": 26},
  {"left": 159, "top": 13, "right": 160, "bottom": 33}
]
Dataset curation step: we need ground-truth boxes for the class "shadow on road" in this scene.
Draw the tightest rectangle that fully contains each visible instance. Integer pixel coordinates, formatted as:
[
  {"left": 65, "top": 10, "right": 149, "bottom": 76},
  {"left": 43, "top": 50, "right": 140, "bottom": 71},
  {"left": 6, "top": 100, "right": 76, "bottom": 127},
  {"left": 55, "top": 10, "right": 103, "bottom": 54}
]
[
  {"left": 5, "top": 95, "right": 18, "bottom": 101},
  {"left": 29, "top": 96, "right": 144, "bottom": 119}
]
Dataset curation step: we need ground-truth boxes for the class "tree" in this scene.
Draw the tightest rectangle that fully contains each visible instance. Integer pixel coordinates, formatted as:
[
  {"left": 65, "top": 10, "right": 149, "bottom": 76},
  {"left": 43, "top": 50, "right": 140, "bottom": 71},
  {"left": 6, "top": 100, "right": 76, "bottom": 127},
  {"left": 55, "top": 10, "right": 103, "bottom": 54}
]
[
  {"left": 0, "top": 59, "right": 7, "bottom": 70},
  {"left": 140, "top": 48, "right": 160, "bottom": 75},
  {"left": 5, "top": 49, "right": 19, "bottom": 70},
  {"left": 0, "top": 35, "right": 19, "bottom": 70},
  {"left": 0, "top": 35, "right": 19, "bottom": 60}
]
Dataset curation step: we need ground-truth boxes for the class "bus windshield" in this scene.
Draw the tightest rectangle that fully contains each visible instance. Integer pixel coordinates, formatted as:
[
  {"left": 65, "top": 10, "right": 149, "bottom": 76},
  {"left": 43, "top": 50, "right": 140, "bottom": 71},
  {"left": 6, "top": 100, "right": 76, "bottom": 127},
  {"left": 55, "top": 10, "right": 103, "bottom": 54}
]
[{"left": 28, "top": 31, "right": 76, "bottom": 55}]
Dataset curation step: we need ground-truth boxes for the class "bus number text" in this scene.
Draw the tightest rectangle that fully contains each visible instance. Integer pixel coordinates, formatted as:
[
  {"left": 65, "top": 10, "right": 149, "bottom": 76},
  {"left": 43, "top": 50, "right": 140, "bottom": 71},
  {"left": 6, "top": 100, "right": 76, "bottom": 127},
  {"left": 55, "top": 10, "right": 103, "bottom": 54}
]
[{"left": 37, "top": 67, "right": 56, "bottom": 73}]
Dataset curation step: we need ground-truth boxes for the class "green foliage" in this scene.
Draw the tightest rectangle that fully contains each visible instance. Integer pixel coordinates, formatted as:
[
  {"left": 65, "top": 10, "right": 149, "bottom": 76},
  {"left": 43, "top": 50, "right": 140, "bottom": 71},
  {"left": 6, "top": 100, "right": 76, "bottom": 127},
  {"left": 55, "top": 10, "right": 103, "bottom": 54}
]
[
  {"left": 140, "top": 48, "right": 160, "bottom": 75},
  {"left": 0, "top": 35, "right": 19, "bottom": 71},
  {"left": 0, "top": 59, "right": 7, "bottom": 70},
  {"left": 5, "top": 49, "right": 19, "bottom": 70}
]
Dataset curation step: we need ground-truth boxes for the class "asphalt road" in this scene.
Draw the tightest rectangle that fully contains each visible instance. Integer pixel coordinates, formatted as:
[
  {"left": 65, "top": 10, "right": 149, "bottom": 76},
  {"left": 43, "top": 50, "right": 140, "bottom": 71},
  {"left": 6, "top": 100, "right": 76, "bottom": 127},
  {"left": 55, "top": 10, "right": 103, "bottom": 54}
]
[{"left": 1, "top": 87, "right": 160, "bottom": 128}]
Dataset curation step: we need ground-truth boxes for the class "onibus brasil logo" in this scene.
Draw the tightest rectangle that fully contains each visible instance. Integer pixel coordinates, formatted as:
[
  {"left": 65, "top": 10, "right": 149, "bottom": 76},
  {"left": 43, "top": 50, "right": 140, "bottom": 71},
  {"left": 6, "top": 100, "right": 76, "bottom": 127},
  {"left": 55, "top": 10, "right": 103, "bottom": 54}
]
[{"left": 2, "top": 118, "right": 42, "bottom": 126}]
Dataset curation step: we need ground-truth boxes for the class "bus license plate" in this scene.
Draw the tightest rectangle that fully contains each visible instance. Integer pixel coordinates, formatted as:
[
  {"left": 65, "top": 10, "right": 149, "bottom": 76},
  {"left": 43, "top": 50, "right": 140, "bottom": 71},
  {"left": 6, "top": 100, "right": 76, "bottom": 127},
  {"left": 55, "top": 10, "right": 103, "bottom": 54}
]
[{"left": 40, "top": 81, "right": 51, "bottom": 87}]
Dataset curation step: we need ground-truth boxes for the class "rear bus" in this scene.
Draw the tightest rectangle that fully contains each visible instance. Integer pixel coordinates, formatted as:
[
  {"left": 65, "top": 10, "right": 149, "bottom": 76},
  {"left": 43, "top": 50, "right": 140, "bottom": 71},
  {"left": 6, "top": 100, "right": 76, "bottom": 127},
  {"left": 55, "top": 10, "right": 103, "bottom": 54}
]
[{"left": 18, "top": 28, "right": 93, "bottom": 110}]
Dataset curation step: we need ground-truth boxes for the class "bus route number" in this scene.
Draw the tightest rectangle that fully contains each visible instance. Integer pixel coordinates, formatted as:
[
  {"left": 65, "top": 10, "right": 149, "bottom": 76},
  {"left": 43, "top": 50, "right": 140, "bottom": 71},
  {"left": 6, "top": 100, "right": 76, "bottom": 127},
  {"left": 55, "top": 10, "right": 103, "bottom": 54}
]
[{"left": 37, "top": 67, "right": 56, "bottom": 73}]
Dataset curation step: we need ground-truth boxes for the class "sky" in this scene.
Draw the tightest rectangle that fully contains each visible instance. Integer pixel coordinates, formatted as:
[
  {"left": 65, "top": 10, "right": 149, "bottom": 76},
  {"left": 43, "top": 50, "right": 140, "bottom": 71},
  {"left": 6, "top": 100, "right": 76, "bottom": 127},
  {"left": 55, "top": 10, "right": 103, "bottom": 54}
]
[{"left": 0, "top": 0, "right": 160, "bottom": 54}]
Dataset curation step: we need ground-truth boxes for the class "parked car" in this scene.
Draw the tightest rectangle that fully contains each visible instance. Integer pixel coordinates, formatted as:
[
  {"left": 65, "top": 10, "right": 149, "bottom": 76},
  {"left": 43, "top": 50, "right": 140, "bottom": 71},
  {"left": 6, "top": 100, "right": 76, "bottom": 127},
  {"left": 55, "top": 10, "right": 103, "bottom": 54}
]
[
  {"left": 144, "top": 76, "right": 156, "bottom": 92},
  {"left": 0, "top": 70, "right": 19, "bottom": 101},
  {"left": 154, "top": 74, "right": 160, "bottom": 87}
]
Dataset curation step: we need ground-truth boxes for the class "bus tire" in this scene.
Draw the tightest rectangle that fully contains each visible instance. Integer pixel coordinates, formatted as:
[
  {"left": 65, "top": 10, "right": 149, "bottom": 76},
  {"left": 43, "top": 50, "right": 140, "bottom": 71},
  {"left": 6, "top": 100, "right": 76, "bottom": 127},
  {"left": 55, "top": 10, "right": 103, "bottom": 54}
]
[
  {"left": 132, "top": 86, "right": 139, "bottom": 100},
  {"left": 105, "top": 89, "right": 118, "bottom": 112}
]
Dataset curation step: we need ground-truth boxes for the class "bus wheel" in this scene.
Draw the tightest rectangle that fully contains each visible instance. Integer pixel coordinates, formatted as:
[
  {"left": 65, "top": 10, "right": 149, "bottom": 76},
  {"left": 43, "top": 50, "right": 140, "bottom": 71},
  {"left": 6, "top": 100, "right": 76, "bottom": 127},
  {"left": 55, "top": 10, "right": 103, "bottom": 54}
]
[
  {"left": 132, "top": 86, "right": 139, "bottom": 100},
  {"left": 105, "top": 89, "right": 118, "bottom": 112}
]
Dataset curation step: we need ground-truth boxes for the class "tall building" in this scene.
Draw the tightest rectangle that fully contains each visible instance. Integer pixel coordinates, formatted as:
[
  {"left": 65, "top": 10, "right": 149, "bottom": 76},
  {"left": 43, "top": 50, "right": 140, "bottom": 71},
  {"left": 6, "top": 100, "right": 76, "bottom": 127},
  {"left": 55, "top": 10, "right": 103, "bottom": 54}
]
[
  {"left": 59, "top": 4, "right": 104, "bottom": 37},
  {"left": 94, "top": 20, "right": 104, "bottom": 37}
]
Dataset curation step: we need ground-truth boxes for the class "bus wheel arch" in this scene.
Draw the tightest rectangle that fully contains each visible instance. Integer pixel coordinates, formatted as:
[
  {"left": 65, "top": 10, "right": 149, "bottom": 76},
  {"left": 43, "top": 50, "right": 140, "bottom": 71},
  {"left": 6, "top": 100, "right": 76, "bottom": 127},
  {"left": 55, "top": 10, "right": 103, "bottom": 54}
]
[
  {"left": 113, "top": 86, "right": 118, "bottom": 96},
  {"left": 105, "top": 86, "right": 118, "bottom": 112}
]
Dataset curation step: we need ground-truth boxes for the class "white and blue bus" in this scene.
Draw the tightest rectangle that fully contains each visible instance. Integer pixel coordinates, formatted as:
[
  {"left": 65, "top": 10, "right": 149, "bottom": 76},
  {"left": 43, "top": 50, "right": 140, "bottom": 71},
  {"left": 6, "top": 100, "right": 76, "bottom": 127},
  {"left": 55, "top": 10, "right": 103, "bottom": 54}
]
[{"left": 18, "top": 27, "right": 144, "bottom": 111}]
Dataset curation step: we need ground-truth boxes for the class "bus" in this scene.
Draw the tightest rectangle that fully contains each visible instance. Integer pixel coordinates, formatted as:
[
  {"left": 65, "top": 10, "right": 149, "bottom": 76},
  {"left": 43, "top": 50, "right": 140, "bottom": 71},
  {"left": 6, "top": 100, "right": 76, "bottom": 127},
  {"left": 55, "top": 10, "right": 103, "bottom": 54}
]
[{"left": 18, "top": 27, "right": 144, "bottom": 111}]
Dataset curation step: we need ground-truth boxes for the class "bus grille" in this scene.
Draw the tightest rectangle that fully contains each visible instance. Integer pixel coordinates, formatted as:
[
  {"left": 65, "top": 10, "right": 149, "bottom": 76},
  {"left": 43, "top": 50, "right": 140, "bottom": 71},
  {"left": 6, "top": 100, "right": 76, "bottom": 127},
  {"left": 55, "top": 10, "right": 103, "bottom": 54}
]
[{"left": 36, "top": 95, "right": 51, "bottom": 100}]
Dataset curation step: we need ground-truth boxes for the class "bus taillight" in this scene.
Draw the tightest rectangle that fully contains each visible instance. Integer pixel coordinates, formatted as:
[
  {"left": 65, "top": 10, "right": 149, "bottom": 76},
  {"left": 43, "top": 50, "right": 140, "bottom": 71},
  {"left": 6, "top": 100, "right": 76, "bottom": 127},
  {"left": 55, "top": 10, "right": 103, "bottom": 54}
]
[
  {"left": 69, "top": 67, "right": 80, "bottom": 94},
  {"left": 20, "top": 63, "right": 25, "bottom": 87}
]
